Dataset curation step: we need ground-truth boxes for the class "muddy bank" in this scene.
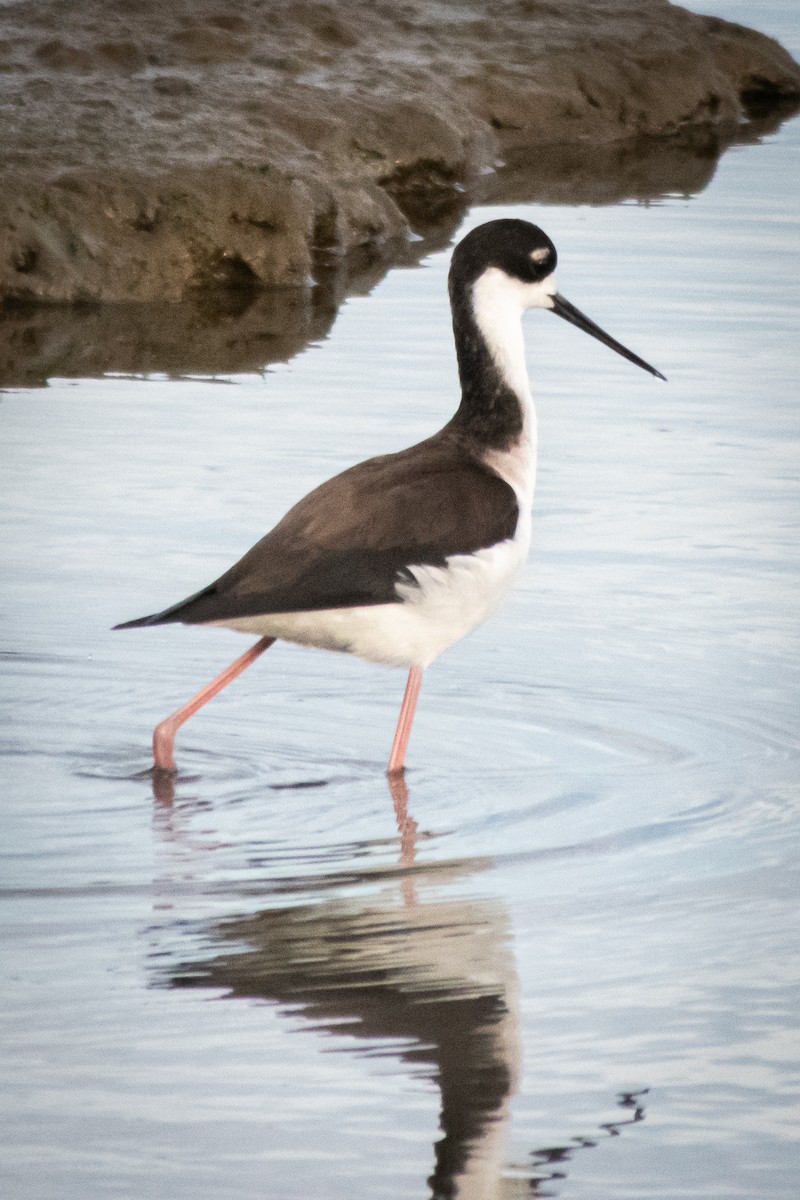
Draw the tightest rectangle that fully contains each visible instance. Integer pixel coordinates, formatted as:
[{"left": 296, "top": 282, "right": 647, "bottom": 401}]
[
  {"left": 0, "top": 0, "right": 798, "bottom": 308},
  {"left": 0, "top": 99, "right": 793, "bottom": 391}
]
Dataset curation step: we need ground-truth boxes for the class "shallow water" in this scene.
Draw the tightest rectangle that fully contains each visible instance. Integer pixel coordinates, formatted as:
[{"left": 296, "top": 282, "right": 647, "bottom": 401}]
[{"left": 2, "top": 6, "right": 800, "bottom": 1198}]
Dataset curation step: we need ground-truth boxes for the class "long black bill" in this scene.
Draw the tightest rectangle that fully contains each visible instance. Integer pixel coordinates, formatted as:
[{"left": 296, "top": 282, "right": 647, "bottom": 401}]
[{"left": 551, "top": 293, "right": 666, "bottom": 381}]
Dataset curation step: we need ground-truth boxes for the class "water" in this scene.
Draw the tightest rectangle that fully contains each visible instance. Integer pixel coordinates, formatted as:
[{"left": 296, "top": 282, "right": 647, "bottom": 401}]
[{"left": 2, "top": 5, "right": 799, "bottom": 1197}]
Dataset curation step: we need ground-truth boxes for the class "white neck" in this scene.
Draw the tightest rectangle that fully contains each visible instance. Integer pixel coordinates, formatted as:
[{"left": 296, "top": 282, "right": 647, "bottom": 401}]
[
  {"left": 468, "top": 268, "right": 546, "bottom": 502},
  {"left": 470, "top": 268, "right": 533, "bottom": 408}
]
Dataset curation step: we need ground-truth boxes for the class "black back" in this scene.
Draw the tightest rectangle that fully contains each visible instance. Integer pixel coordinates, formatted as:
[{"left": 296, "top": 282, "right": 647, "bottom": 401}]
[{"left": 116, "top": 432, "right": 519, "bottom": 627}]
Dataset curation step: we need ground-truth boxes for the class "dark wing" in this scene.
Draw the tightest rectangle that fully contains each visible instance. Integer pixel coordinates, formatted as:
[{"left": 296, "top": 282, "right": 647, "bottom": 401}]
[{"left": 115, "top": 434, "right": 519, "bottom": 628}]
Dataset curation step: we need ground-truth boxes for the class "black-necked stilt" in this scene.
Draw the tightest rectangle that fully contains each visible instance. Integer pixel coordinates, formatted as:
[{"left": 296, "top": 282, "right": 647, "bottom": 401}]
[{"left": 116, "top": 218, "right": 664, "bottom": 776}]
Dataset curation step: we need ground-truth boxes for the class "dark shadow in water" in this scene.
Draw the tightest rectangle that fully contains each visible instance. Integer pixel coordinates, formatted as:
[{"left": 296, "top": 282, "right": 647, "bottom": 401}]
[
  {"left": 148, "top": 774, "right": 647, "bottom": 1197},
  {"left": 524, "top": 1089, "right": 648, "bottom": 1196},
  {"left": 2, "top": 102, "right": 797, "bottom": 389}
]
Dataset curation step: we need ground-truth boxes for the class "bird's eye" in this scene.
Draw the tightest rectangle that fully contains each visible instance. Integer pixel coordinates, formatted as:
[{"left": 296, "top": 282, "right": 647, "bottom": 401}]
[{"left": 531, "top": 248, "right": 550, "bottom": 265}]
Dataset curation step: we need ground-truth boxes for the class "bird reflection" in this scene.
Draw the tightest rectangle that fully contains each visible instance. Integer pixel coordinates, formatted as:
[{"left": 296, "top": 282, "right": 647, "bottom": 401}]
[
  {"left": 149, "top": 772, "right": 646, "bottom": 1196},
  {"left": 158, "top": 886, "right": 520, "bottom": 1197},
  {"left": 151, "top": 767, "right": 420, "bottom": 873},
  {"left": 150, "top": 769, "right": 519, "bottom": 1196},
  {"left": 387, "top": 770, "right": 419, "bottom": 898}
]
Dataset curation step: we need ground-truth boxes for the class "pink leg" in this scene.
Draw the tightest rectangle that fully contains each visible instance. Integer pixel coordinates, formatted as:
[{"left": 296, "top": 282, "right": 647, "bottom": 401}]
[
  {"left": 152, "top": 637, "right": 276, "bottom": 772},
  {"left": 387, "top": 666, "right": 423, "bottom": 776}
]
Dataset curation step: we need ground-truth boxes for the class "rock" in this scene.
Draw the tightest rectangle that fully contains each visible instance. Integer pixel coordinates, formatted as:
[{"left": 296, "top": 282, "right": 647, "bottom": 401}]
[{"left": 0, "top": 0, "right": 797, "bottom": 305}]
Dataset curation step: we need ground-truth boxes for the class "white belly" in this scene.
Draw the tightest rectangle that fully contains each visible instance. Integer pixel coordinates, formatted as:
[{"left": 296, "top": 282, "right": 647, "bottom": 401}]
[{"left": 213, "top": 519, "right": 531, "bottom": 669}]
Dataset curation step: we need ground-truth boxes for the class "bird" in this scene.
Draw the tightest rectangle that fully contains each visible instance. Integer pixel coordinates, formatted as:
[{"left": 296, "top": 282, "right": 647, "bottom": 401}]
[{"left": 116, "top": 218, "right": 664, "bottom": 777}]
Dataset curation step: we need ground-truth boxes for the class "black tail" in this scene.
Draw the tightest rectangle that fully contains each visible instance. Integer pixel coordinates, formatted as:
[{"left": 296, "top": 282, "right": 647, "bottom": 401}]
[
  {"left": 113, "top": 611, "right": 175, "bottom": 630},
  {"left": 113, "top": 580, "right": 221, "bottom": 631}
]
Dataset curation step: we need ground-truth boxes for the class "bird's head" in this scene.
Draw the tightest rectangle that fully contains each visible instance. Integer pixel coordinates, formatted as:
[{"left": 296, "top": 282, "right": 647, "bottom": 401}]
[{"left": 450, "top": 218, "right": 666, "bottom": 380}]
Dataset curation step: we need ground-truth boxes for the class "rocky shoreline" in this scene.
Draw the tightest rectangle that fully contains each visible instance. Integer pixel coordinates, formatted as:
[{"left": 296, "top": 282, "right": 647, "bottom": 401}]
[{"left": 1, "top": 0, "right": 798, "bottom": 312}]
